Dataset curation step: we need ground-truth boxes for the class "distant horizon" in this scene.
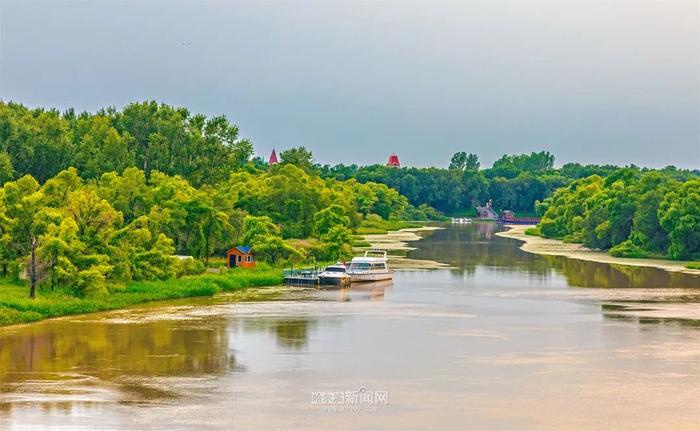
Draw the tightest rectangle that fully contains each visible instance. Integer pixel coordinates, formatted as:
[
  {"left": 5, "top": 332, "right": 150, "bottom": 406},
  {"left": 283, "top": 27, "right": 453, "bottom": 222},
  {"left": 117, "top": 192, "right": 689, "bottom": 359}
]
[{"left": 1, "top": 1, "right": 698, "bottom": 169}]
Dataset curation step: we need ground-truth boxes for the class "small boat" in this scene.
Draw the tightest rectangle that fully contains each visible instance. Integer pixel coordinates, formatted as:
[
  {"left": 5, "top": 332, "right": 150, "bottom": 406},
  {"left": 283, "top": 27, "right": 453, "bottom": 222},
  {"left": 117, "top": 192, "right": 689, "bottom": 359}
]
[
  {"left": 318, "top": 262, "right": 350, "bottom": 286},
  {"left": 347, "top": 249, "right": 393, "bottom": 282},
  {"left": 451, "top": 217, "right": 472, "bottom": 224}
]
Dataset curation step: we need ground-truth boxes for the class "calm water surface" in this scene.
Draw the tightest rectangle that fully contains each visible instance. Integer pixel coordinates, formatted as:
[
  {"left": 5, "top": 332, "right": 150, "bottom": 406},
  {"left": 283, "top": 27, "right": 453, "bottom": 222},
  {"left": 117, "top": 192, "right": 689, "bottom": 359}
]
[{"left": 1, "top": 223, "right": 700, "bottom": 430}]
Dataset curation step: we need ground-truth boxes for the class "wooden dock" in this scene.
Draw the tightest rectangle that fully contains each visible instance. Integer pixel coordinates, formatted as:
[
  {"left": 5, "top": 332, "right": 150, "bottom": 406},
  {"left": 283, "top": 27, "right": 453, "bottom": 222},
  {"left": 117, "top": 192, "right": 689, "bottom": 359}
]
[{"left": 283, "top": 268, "right": 321, "bottom": 286}]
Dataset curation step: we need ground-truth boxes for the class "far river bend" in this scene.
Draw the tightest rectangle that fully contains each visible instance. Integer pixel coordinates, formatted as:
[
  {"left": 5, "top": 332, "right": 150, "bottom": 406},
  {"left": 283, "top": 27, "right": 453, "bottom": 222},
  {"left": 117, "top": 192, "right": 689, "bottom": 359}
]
[{"left": 1, "top": 222, "right": 700, "bottom": 430}]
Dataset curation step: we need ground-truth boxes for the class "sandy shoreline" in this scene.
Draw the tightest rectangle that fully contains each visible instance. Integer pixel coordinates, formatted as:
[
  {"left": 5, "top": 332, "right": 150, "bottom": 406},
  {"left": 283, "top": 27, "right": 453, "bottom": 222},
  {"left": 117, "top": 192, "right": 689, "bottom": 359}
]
[
  {"left": 358, "top": 226, "right": 450, "bottom": 270},
  {"left": 497, "top": 225, "right": 700, "bottom": 276}
]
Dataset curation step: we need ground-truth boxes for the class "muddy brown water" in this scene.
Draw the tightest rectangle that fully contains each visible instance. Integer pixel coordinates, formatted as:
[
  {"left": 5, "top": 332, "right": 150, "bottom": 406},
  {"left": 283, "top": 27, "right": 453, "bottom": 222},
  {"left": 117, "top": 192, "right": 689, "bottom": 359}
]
[{"left": 1, "top": 223, "right": 699, "bottom": 430}]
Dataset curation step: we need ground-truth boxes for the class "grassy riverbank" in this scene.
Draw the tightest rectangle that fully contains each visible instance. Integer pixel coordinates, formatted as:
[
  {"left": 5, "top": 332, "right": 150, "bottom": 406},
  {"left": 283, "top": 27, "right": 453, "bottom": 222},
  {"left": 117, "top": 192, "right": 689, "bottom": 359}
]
[
  {"left": 354, "top": 217, "right": 427, "bottom": 235},
  {"left": 497, "top": 225, "right": 700, "bottom": 276},
  {"left": 0, "top": 268, "right": 283, "bottom": 327}
]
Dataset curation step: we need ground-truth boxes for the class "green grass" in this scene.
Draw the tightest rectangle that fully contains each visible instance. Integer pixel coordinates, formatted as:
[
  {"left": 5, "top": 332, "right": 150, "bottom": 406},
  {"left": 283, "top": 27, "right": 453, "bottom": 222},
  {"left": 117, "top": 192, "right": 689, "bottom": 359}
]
[
  {"left": 354, "top": 218, "right": 424, "bottom": 235},
  {"left": 686, "top": 262, "right": 700, "bottom": 270},
  {"left": 0, "top": 267, "right": 283, "bottom": 327},
  {"left": 206, "top": 256, "right": 227, "bottom": 268},
  {"left": 352, "top": 235, "right": 371, "bottom": 247}
]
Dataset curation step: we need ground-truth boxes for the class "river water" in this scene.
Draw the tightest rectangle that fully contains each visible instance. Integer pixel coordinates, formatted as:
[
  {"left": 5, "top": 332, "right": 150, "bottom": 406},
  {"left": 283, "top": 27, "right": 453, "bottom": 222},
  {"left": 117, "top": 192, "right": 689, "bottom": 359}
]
[{"left": 1, "top": 223, "right": 700, "bottom": 430}]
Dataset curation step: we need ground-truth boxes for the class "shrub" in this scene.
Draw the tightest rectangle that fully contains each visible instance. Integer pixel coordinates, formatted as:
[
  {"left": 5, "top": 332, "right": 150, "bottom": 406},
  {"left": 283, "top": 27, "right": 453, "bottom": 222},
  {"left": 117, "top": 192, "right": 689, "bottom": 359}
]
[
  {"left": 609, "top": 240, "right": 653, "bottom": 258},
  {"left": 175, "top": 258, "right": 206, "bottom": 277}
]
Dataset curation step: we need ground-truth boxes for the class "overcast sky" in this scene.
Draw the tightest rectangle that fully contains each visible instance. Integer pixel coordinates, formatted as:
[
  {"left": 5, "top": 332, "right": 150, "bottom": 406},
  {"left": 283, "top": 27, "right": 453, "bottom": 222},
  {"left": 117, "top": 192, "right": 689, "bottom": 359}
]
[{"left": 1, "top": 1, "right": 698, "bottom": 169}]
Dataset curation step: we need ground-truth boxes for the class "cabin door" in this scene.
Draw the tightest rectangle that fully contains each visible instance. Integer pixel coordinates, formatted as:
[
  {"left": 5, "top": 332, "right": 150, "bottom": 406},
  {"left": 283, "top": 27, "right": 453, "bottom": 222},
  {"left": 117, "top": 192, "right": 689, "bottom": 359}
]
[{"left": 229, "top": 254, "right": 237, "bottom": 267}]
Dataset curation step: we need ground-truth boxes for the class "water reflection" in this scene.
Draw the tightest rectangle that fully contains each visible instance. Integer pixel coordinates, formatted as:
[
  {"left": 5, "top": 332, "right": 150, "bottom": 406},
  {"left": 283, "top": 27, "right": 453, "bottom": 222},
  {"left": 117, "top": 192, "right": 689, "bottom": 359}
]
[
  {"left": 411, "top": 222, "right": 700, "bottom": 289},
  {"left": 320, "top": 281, "right": 392, "bottom": 302},
  {"left": 546, "top": 256, "right": 700, "bottom": 289},
  {"left": 0, "top": 315, "right": 234, "bottom": 406},
  {"left": 410, "top": 222, "right": 555, "bottom": 277},
  {"left": 238, "top": 316, "right": 316, "bottom": 351},
  {"left": 1, "top": 223, "right": 700, "bottom": 429}
]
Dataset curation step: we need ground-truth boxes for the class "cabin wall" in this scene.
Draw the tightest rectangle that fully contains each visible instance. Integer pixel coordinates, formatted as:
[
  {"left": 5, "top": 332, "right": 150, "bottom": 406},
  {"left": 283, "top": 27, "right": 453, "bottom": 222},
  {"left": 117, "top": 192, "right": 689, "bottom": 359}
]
[{"left": 226, "top": 251, "right": 255, "bottom": 268}]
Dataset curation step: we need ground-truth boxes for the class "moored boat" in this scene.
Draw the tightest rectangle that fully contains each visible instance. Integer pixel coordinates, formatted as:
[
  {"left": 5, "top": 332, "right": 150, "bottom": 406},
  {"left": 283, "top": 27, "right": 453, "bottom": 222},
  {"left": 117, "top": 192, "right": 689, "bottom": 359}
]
[
  {"left": 347, "top": 249, "right": 393, "bottom": 282},
  {"left": 318, "top": 262, "right": 350, "bottom": 286}
]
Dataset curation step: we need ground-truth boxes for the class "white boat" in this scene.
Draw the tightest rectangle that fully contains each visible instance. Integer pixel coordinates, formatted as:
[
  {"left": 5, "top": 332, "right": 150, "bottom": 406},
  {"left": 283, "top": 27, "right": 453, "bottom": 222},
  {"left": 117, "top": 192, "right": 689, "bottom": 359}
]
[
  {"left": 347, "top": 250, "right": 394, "bottom": 282},
  {"left": 451, "top": 217, "right": 472, "bottom": 224},
  {"left": 318, "top": 262, "right": 350, "bottom": 286}
]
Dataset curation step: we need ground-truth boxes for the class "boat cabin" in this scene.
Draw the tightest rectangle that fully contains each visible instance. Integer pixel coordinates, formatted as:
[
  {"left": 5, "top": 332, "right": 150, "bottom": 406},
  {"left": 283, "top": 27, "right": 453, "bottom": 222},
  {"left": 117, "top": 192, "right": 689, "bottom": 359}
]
[
  {"left": 501, "top": 210, "right": 515, "bottom": 221},
  {"left": 226, "top": 245, "right": 255, "bottom": 268},
  {"left": 347, "top": 249, "right": 393, "bottom": 281}
]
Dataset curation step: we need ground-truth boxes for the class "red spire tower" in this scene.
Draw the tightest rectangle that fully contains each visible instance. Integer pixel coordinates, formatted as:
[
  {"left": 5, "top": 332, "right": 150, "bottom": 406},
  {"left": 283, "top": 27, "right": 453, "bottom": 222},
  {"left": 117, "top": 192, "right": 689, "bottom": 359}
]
[{"left": 268, "top": 149, "right": 279, "bottom": 165}]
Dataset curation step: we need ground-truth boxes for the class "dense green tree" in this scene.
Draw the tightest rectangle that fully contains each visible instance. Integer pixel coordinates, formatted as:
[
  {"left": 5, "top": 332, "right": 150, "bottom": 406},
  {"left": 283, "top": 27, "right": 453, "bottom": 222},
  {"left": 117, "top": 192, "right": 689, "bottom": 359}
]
[
  {"left": 658, "top": 179, "right": 700, "bottom": 260},
  {"left": 254, "top": 235, "right": 302, "bottom": 265},
  {"left": 0, "top": 152, "right": 14, "bottom": 185},
  {"left": 280, "top": 146, "right": 315, "bottom": 172},
  {"left": 465, "top": 153, "right": 480, "bottom": 171},
  {"left": 449, "top": 152, "right": 467, "bottom": 170},
  {"left": 72, "top": 114, "right": 134, "bottom": 178},
  {"left": 241, "top": 215, "right": 279, "bottom": 245},
  {"left": 0, "top": 100, "right": 253, "bottom": 187},
  {"left": 486, "top": 151, "right": 555, "bottom": 179},
  {"left": 313, "top": 205, "right": 351, "bottom": 237},
  {"left": 320, "top": 225, "right": 353, "bottom": 261}
]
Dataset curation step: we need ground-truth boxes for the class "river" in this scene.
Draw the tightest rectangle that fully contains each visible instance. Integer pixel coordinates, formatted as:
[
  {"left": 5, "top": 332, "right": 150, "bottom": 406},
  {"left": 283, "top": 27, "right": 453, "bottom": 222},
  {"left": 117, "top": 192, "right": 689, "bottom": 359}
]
[{"left": 1, "top": 223, "right": 699, "bottom": 430}]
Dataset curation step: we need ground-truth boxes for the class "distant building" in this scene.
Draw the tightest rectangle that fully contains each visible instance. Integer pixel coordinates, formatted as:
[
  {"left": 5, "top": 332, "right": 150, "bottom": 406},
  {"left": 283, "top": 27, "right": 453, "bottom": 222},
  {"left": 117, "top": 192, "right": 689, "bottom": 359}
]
[
  {"left": 226, "top": 245, "right": 255, "bottom": 268},
  {"left": 268, "top": 149, "right": 279, "bottom": 165},
  {"left": 387, "top": 153, "right": 400, "bottom": 167},
  {"left": 476, "top": 200, "right": 499, "bottom": 219}
]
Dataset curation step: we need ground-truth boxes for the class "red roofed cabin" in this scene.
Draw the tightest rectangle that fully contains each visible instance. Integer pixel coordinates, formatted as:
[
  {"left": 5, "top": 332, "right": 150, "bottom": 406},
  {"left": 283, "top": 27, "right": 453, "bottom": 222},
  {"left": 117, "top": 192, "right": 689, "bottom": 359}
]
[
  {"left": 226, "top": 246, "right": 255, "bottom": 269},
  {"left": 268, "top": 149, "right": 279, "bottom": 165},
  {"left": 387, "top": 153, "right": 400, "bottom": 167}
]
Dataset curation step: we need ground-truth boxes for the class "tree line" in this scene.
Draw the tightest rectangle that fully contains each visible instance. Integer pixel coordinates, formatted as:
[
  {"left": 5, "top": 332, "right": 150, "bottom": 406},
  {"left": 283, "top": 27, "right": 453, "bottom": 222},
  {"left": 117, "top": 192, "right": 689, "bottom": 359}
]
[
  {"left": 319, "top": 151, "right": 698, "bottom": 215},
  {"left": 0, "top": 100, "right": 254, "bottom": 185},
  {"left": 537, "top": 169, "right": 700, "bottom": 261}
]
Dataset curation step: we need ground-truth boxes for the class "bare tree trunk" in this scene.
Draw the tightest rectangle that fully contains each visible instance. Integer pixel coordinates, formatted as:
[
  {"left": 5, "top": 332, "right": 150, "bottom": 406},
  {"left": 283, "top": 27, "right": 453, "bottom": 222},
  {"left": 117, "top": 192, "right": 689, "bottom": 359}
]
[{"left": 29, "top": 236, "right": 37, "bottom": 299}]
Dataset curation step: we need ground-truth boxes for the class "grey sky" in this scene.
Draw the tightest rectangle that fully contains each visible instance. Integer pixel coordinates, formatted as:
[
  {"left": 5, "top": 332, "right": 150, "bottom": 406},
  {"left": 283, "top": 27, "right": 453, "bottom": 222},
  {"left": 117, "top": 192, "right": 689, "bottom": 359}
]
[{"left": 1, "top": 1, "right": 698, "bottom": 169}]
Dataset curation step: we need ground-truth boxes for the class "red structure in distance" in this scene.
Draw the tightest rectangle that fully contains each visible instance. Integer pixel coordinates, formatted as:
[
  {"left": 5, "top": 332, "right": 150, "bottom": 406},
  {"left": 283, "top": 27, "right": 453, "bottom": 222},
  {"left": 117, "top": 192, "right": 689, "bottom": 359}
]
[{"left": 387, "top": 153, "right": 400, "bottom": 167}]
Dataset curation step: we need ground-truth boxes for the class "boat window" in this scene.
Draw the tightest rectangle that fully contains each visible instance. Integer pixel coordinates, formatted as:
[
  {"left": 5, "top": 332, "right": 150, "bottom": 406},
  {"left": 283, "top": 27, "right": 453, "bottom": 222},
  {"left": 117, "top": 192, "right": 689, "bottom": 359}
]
[
  {"left": 350, "top": 263, "right": 370, "bottom": 270},
  {"left": 325, "top": 267, "right": 345, "bottom": 273}
]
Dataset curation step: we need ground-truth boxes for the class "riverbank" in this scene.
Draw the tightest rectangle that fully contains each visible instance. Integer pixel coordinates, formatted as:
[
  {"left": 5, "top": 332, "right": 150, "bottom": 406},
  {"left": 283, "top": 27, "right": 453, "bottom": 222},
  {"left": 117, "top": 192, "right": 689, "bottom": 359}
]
[
  {"left": 359, "top": 226, "right": 450, "bottom": 269},
  {"left": 497, "top": 225, "right": 700, "bottom": 276},
  {"left": 0, "top": 268, "right": 283, "bottom": 327}
]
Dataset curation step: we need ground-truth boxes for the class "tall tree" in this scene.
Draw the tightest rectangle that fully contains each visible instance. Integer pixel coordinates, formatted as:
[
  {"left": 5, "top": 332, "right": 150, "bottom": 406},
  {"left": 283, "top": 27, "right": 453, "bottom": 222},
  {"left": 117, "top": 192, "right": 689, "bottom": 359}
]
[
  {"left": 449, "top": 152, "right": 467, "bottom": 170},
  {"left": 465, "top": 153, "right": 480, "bottom": 171}
]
